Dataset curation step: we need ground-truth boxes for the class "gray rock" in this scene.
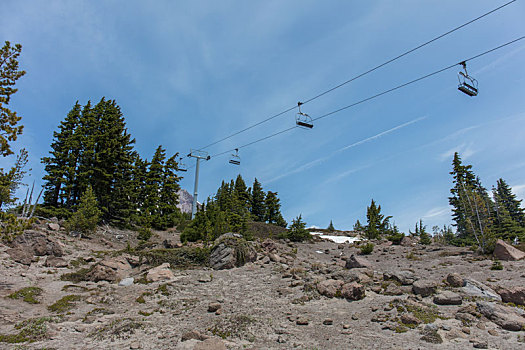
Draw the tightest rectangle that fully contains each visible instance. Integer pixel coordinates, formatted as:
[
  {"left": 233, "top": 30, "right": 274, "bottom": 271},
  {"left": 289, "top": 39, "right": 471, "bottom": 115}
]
[
  {"left": 345, "top": 254, "right": 372, "bottom": 269},
  {"left": 44, "top": 256, "right": 68, "bottom": 268},
  {"left": 496, "top": 286, "right": 525, "bottom": 306},
  {"left": 317, "top": 279, "right": 344, "bottom": 298},
  {"left": 341, "top": 282, "right": 365, "bottom": 301},
  {"left": 412, "top": 280, "right": 438, "bottom": 297},
  {"left": 433, "top": 291, "right": 462, "bottom": 305},
  {"left": 208, "top": 302, "right": 222, "bottom": 313},
  {"left": 383, "top": 270, "right": 418, "bottom": 285},
  {"left": 6, "top": 247, "right": 34, "bottom": 265},
  {"left": 181, "top": 330, "right": 209, "bottom": 342},
  {"left": 47, "top": 222, "right": 60, "bottom": 231},
  {"left": 477, "top": 301, "right": 525, "bottom": 331},
  {"left": 209, "top": 234, "right": 257, "bottom": 270},
  {"left": 446, "top": 273, "right": 465, "bottom": 287},
  {"left": 463, "top": 279, "right": 501, "bottom": 301},
  {"left": 118, "top": 277, "right": 134, "bottom": 286}
]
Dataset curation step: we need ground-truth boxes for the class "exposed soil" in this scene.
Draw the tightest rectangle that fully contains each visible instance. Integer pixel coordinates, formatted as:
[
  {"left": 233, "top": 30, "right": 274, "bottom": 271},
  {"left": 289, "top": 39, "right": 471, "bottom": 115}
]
[{"left": 1, "top": 222, "right": 524, "bottom": 350}]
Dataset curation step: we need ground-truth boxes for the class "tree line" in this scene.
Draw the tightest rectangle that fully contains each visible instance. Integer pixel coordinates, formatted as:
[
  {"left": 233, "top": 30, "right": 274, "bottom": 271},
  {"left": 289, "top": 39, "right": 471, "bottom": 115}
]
[
  {"left": 41, "top": 99, "right": 183, "bottom": 229},
  {"left": 181, "top": 174, "right": 287, "bottom": 242}
]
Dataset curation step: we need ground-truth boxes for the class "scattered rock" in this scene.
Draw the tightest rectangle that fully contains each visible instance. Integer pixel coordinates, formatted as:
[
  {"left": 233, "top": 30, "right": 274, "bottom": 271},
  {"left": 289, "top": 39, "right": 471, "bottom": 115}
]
[
  {"left": 412, "top": 280, "right": 438, "bottom": 297},
  {"left": 496, "top": 286, "right": 525, "bottom": 306},
  {"left": 463, "top": 279, "right": 501, "bottom": 301},
  {"left": 477, "top": 301, "right": 525, "bottom": 331},
  {"left": 433, "top": 291, "right": 462, "bottom": 305},
  {"left": 317, "top": 279, "right": 344, "bottom": 298},
  {"left": 268, "top": 253, "right": 281, "bottom": 263},
  {"left": 6, "top": 247, "right": 34, "bottom": 265},
  {"left": 209, "top": 234, "right": 257, "bottom": 270},
  {"left": 383, "top": 270, "right": 418, "bottom": 285},
  {"left": 493, "top": 239, "right": 525, "bottom": 261},
  {"left": 400, "top": 236, "right": 419, "bottom": 247},
  {"left": 296, "top": 317, "right": 309, "bottom": 325},
  {"left": 323, "top": 319, "right": 333, "bottom": 325},
  {"left": 472, "top": 340, "right": 488, "bottom": 349},
  {"left": 47, "top": 223, "right": 61, "bottom": 231},
  {"left": 119, "top": 277, "right": 134, "bottom": 286},
  {"left": 341, "top": 282, "right": 365, "bottom": 301},
  {"left": 208, "top": 302, "right": 222, "bottom": 313},
  {"left": 401, "top": 313, "right": 421, "bottom": 326},
  {"left": 446, "top": 273, "right": 465, "bottom": 287},
  {"left": 181, "top": 330, "right": 209, "bottom": 342},
  {"left": 44, "top": 256, "right": 68, "bottom": 268},
  {"left": 420, "top": 324, "right": 442, "bottom": 344},
  {"left": 383, "top": 283, "right": 403, "bottom": 296},
  {"left": 345, "top": 255, "right": 372, "bottom": 269},
  {"left": 146, "top": 263, "right": 174, "bottom": 282}
]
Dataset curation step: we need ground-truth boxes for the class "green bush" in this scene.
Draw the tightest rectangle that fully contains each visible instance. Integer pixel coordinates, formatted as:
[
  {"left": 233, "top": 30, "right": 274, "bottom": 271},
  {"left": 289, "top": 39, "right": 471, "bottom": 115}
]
[
  {"left": 360, "top": 242, "right": 374, "bottom": 255},
  {"left": 490, "top": 259, "right": 503, "bottom": 270},
  {"left": 387, "top": 231, "right": 404, "bottom": 245},
  {"left": 0, "top": 212, "right": 34, "bottom": 242},
  {"left": 65, "top": 186, "right": 101, "bottom": 235},
  {"left": 137, "top": 227, "right": 152, "bottom": 241}
]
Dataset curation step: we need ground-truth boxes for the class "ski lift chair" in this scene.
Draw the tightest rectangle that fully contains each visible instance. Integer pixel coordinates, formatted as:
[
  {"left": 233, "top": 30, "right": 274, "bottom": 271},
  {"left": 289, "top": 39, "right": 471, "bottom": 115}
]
[
  {"left": 178, "top": 157, "right": 187, "bottom": 172},
  {"left": 457, "top": 61, "right": 478, "bottom": 97},
  {"left": 295, "top": 102, "right": 313, "bottom": 129},
  {"left": 229, "top": 149, "right": 240, "bottom": 165}
]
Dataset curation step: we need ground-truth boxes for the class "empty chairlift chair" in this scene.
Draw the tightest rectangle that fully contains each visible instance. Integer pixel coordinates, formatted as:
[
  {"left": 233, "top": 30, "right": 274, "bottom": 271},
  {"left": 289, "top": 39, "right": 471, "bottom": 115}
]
[
  {"left": 229, "top": 149, "right": 241, "bottom": 165},
  {"left": 178, "top": 157, "right": 187, "bottom": 172},
  {"left": 295, "top": 102, "right": 313, "bottom": 129},
  {"left": 457, "top": 61, "right": 478, "bottom": 97}
]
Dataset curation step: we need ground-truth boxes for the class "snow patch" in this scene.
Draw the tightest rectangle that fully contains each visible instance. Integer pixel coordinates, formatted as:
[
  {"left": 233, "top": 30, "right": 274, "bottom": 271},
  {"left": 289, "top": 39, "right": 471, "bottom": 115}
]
[{"left": 310, "top": 232, "right": 361, "bottom": 244}]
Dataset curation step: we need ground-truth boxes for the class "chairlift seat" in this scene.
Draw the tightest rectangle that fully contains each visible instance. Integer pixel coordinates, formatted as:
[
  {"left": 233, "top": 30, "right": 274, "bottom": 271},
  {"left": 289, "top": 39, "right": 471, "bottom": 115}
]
[
  {"left": 458, "top": 83, "right": 478, "bottom": 97},
  {"left": 229, "top": 159, "right": 240, "bottom": 165},
  {"left": 296, "top": 121, "right": 314, "bottom": 128}
]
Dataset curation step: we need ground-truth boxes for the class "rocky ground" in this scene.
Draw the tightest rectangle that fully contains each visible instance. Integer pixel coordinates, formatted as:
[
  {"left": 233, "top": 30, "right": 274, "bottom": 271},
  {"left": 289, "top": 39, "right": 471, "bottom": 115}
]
[{"left": 1, "top": 220, "right": 525, "bottom": 350}]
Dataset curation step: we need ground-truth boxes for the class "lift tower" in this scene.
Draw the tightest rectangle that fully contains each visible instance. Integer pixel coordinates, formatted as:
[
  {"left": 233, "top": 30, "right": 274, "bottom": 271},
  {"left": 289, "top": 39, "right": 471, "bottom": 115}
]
[{"left": 187, "top": 149, "right": 210, "bottom": 219}]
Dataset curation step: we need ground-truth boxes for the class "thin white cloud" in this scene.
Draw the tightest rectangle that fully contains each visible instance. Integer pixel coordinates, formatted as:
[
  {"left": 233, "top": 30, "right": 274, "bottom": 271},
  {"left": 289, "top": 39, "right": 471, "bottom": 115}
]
[
  {"left": 265, "top": 116, "right": 426, "bottom": 183},
  {"left": 422, "top": 206, "right": 450, "bottom": 219},
  {"left": 438, "top": 142, "right": 476, "bottom": 162}
]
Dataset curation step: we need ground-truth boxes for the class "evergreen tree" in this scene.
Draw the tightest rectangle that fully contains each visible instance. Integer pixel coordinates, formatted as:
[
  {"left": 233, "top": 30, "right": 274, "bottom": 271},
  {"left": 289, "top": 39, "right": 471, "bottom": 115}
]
[
  {"left": 250, "top": 178, "right": 266, "bottom": 221},
  {"left": 233, "top": 174, "right": 250, "bottom": 214},
  {"left": 327, "top": 220, "right": 335, "bottom": 232},
  {"left": 495, "top": 178, "right": 525, "bottom": 227},
  {"left": 65, "top": 186, "right": 101, "bottom": 235},
  {"left": 416, "top": 219, "right": 432, "bottom": 245},
  {"left": 0, "top": 148, "right": 28, "bottom": 208},
  {"left": 0, "top": 41, "right": 26, "bottom": 157},
  {"left": 42, "top": 102, "right": 82, "bottom": 207},
  {"left": 265, "top": 191, "right": 286, "bottom": 227},
  {"left": 353, "top": 219, "right": 365, "bottom": 231},
  {"left": 492, "top": 184, "right": 525, "bottom": 241},
  {"left": 449, "top": 152, "right": 478, "bottom": 238},
  {"left": 288, "top": 215, "right": 311, "bottom": 242},
  {"left": 365, "top": 199, "right": 391, "bottom": 239}
]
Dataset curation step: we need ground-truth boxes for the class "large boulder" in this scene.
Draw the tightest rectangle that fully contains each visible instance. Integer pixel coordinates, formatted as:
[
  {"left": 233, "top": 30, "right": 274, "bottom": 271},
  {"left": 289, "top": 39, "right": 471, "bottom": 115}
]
[
  {"left": 400, "top": 236, "right": 419, "bottom": 246},
  {"left": 493, "top": 239, "right": 525, "bottom": 261},
  {"left": 446, "top": 273, "right": 466, "bottom": 287},
  {"left": 462, "top": 279, "right": 501, "bottom": 301},
  {"left": 341, "top": 282, "right": 365, "bottom": 301},
  {"left": 477, "top": 301, "right": 525, "bottom": 331},
  {"left": 87, "top": 256, "right": 132, "bottom": 282},
  {"left": 6, "top": 230, "right": 63, "bottom": 264},
  {"left": 383, "top": 270, "right": 418, "bottom": 285},
  {"left": 5, "top": 247, "right": 34, "bottom": 265},
  {"left": 345, "top": 254, "right": 372, "bottom": 269},
  {"left": 317, "top": 280, "right": 344, "bottom": 298},
  {"left": 433, "top": 291, "right": 462, "bottom": 305},
  {"left": 496, "top": 286, "right": 525, "bottom": 306},
  {"left": 146, "top": 263, "right": 174, "bottom": 282},
  {"left": 412, "top": 280, "right": 438, "bottom": 297},
  {"left": 209, "top": 233, "right": 257, "bottom": 270}
]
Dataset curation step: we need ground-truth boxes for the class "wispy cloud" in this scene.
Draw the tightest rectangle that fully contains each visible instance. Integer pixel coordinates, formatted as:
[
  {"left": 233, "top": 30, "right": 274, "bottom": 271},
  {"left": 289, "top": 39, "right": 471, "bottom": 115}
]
[
  {"left": 512, "top": 184, "right": 525, "bottom": 201},
  {"left": 422, "top": 206, "right": 450, "bottom": 219},
  {"left": 438, "top": 142, "right": 476, "bottom": 162},
  {"left": 265, "top": 116, "right": 426, "bottom": 183}
]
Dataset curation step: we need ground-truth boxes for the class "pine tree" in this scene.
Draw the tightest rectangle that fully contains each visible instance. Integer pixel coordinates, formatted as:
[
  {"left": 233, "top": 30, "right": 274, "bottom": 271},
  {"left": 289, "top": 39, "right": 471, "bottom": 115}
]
[
  {"left": 417, "top": 219, "right": 432, "bottom": 245},
  {"left": 288, "top": 215, "right": 311, "bottom": 242},
  {"left": 65, "top": 186, "right": 101, "bottom": 235},
  {"left": 449, "top": 152, "right": 478, "bottom": 238},
  {"left": 158, "top": 154, "right": 182, "bottom": 229},
  {"left": 492, "top": 184, "right": 525, "bottom": 241},
  {"left": 353, "top": 219, "right": 365, "bottom": 232},
  {"left": 495, "top": 179, "right": 525, "bottom": 227},
  {"left": 0, "top": 148, "right": 28, "bottom": 208},
  {"left": 327, "top": 220, "right": 335, "bottom": 232},
  {"left": 42, "top": 102, "right": 82, "bottom": 208},
  {"left": 0, "top": 41, "right": 26, "bottom": 157},
  {"left": 250, "top": 178, "right": 266, "bottom": 221},
  {"left": 265, "top": 191, "right": 286, "bottom": 227},
  {"left": 365, "top": 199, "right": 391, "bottom": 239}
]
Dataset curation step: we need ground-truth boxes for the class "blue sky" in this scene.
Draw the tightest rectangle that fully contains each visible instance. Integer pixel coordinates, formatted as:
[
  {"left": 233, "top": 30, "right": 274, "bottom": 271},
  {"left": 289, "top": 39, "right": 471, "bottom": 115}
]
[{"left": 2, "top": 0, "right": 525, "bottom": 232}]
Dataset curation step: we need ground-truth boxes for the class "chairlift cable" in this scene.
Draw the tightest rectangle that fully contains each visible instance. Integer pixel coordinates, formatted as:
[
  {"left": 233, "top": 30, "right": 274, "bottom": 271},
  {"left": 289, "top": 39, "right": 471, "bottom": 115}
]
[
  {"left": 196, "top": 0, "right": 517, "bottom": 151},
  {"left": 208, "top": 35, "right": 525, "bottom": 159}
]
